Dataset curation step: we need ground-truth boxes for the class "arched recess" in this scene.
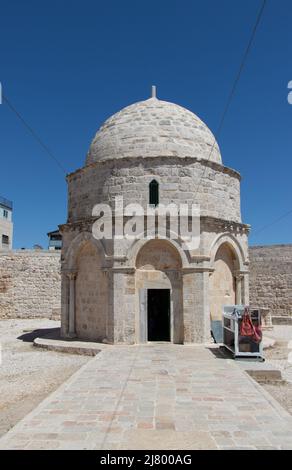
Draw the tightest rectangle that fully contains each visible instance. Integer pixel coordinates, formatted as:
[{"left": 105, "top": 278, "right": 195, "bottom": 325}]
[
  {"left": 74, "top": 240, "right": 109, "bottom": 341},
  {"left": 64, "top": 231, "right": 107, "bottom": 271},
  {"left": 128, "top": 232, "right": 190, "bottom": 269},
  {"left": 209, "top": 233, "right": 246, "bottom": 272},
  {"left": 135, "top": 239, "right": 183, "bottom": 344},
  {"left": 209, "top": 241, "right": 240, "bottom": 321}
]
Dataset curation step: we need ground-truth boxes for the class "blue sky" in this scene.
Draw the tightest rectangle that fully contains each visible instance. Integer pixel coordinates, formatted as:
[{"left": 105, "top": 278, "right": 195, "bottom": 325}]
[{"left": 0, "top": 0, "right": 291, "bottom": 248}]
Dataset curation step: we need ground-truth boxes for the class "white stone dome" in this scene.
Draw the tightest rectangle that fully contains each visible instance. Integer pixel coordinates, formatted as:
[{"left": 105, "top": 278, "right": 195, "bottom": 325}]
[{"left": 86, "top": 96, "right": 222, "bottom": 165}]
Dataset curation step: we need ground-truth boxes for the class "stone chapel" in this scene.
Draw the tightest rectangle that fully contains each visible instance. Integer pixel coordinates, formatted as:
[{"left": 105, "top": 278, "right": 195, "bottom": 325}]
[{"left": 60, "top": 89, "right": 250, "bottom": 344}]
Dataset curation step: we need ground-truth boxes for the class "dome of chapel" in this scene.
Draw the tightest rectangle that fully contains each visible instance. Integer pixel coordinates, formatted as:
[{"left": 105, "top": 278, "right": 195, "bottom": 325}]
[{"left": 86, "top": 95, "right": 222, "bottom": 165}]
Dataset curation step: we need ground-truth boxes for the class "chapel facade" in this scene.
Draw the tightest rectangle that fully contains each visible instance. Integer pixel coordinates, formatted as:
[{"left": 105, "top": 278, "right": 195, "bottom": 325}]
[{"left": 60, "top": 90, "right": 250, "bottom": 344}]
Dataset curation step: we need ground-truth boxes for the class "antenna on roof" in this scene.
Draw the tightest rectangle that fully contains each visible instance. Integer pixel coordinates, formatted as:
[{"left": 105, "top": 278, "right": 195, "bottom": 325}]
[{"left": 151, "top": 85, "right": 157, "bottom": 98}]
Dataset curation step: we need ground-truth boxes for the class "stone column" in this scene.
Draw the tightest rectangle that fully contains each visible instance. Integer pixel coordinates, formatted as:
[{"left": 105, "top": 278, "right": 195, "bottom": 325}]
[
  {"left": 112, "top": 267, "right": 136, "bottom": 344},
  {"left": 67, "top": 272, "right": 77, "bottom": 338},
  {"left": 242, "top": 272, "right": 249, "bottom": 305},
  {"left": 182, "top": 271, "right": 196, "bottom": 343},
  {"left": 60, "top": 272, "right": 69, "bottom": 338},
  {"left": 183, "top": 269, "right": 210, "bottom": 343},
  {"left": 170, "top": 271, "right": 183, "bottom": 344},
  {"left": 102, "top": 269, "right": 112, "bottom": 342},
  {"left": 235, "top": 274, "right": 243, "bottom": 305},
  {"left": 202, "top": 271, "right": 211, "bottom": 343}
]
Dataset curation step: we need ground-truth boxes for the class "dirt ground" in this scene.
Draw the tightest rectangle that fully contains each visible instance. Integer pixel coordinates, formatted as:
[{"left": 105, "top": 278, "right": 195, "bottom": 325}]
[
  {"left": 0, "top": 319, "right": 89, "bottom": 437},
  {"left": 261, "top": 326, "right": 292, "bottom": 416}
]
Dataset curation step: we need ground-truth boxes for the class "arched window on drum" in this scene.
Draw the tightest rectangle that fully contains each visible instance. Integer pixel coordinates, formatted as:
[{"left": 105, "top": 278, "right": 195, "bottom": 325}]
[{"left": 149, "top": 180, "right": 159, "bottom": 207}]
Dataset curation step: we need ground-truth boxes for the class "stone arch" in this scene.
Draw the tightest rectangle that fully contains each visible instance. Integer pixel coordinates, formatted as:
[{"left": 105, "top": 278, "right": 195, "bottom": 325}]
[
  {"left": 128, "top": 233, "right": 190, "bottom": 269},
  {"left": 209, "top": 233, "right": 245, "bottom": 271},
  {"left": 135, "top": 239, "right": 183, "bottom": 344},
  {"left": 136, "top": 239, "right": 182, "bottom": 270},
  {"left": 64, "top": 231, "right": 107, "bottom": 270},
  {"left": 209, "top": 237, "right": 243, "bottom": 321}
]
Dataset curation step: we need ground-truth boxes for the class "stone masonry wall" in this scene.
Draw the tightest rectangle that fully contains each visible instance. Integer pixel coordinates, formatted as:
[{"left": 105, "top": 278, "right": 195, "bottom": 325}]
[
  {"left": 249, "top": 245, "right": 292, "bottom": 317},
  {"left": 68, "top": 157, "right": 241, "bottom": 224},
  {"left": 0, "top": 250, "right": 61, "bottom": 319}
]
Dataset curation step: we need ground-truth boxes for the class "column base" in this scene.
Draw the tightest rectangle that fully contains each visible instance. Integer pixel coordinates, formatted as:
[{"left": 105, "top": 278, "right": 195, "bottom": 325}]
[{"left": 67, "top": 332, "right": 77, "bottom": 339}]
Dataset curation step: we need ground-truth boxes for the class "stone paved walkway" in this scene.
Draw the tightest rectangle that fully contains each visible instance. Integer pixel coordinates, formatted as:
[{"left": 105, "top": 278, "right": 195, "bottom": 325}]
[{"left": 1, "top": 344, "right": 292, "bottom": 450}]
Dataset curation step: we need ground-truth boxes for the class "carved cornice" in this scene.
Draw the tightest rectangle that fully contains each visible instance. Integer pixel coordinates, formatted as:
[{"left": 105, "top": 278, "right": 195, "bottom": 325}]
[
  {"left": 66, "top": 155, "right": 241, "bottom": 181},
  {"left": 60, "top": 215, "right": 250, "bottom": 234},
  {"left": 201, "top": 216, "right": 250, "bottom": 234}
]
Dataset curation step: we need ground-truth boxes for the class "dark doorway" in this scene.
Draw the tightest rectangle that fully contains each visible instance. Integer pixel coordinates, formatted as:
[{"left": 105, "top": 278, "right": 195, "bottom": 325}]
[{"left": 147, "top": 289, "right": 170, "bottom": 341}]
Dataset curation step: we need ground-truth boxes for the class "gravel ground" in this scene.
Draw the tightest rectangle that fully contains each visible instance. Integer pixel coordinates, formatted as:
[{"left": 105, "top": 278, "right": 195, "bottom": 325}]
[
  {"left": 0, "top": 319, "right": 89, "bottom": 437},
  {"left": 264, "top": 326, "right": 292, "bottom": 382},
  {"left": 261, "top": 326, "right": 292, "bottom": 415}
]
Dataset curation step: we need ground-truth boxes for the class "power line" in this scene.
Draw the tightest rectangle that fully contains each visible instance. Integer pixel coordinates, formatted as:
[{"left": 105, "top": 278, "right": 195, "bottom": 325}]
[
  {"left": 1, "top": 2, "right": 267, "bottom": 182},
  {"left": 194, "top": 0, "right": 267, "bottom": 200},
  {"left": 251, "top": 208, "right": 292, "bottom": 237},
  {"left": 3, "top": 94, "right": 67, "bottom": 174},
  {"left": 195, "top": 0, "right": 291, "bottom": 240}
]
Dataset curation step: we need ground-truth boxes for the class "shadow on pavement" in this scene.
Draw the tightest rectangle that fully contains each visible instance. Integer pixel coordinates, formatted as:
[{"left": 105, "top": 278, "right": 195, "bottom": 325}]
[
  {"left": 207, "top": 345, "right": 233, "bottom": 360},
  {"left": 17, "top": 327, "right": 60, "bottom": 343}
]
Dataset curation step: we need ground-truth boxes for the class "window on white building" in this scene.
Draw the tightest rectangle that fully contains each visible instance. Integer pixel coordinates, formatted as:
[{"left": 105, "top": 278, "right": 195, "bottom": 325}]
[{"left": 2, "top": 235, "right": 9, "bottom": 245}]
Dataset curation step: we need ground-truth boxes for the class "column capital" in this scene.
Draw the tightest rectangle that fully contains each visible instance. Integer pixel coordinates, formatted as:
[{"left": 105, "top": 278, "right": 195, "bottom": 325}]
[
  {"left": 67, "top": 271, "right": 77, "bottom": 280},
  {"left": 234, "top": 270, "right": 247, "bottom": 280},
  {"left": 235, "top": 274, "right": 244, "bottom": 281}
]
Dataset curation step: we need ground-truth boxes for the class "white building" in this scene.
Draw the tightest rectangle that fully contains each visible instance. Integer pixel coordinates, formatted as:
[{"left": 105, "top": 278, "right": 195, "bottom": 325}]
[{"left": 0, "top": 196, "right": 13, "bottom": 250}]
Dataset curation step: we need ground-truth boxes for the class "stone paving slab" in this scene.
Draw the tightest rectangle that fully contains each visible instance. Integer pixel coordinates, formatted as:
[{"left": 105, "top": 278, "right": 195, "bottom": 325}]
[
  {"left": 1, "top": 344, "right": 292, "bottom": 450},
  {"left": 33, "top": 336, "right": 103, "bottom": 356}
]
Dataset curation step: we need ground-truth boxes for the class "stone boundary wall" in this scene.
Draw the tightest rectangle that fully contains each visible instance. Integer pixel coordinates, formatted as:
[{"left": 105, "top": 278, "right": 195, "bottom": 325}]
[
  {"left": 1, "top": 245, "right": 291, "bottom": 321},
  {"left": 0, "top": 250, "right": 61, "bottom": 319},
  {"left": 249, "top": 245, "right": 292, "bottom": 318}
]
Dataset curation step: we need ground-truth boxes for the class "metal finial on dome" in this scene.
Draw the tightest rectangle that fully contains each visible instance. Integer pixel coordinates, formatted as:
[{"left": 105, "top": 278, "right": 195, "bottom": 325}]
[{"left": 151, "top": 85, "right": 157, "bottom": 98}]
